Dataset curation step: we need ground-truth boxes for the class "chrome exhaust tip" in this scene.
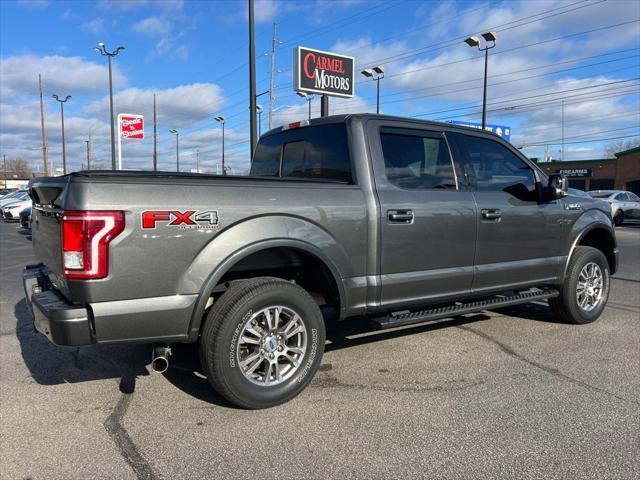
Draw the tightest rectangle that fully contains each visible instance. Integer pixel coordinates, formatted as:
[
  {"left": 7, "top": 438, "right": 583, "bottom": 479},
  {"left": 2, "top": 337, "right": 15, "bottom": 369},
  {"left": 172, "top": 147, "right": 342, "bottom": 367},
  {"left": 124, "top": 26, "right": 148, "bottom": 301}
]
[{"left": 151, "top": 346, "right": 171, "bottom": 373}]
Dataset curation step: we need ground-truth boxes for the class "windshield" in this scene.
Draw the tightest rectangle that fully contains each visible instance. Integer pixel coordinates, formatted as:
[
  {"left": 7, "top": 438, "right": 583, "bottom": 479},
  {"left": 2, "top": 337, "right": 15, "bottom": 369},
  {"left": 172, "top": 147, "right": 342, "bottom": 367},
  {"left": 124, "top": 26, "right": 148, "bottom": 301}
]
[{"left": 588, "top": 192, "right": 613, "bottom": 198}]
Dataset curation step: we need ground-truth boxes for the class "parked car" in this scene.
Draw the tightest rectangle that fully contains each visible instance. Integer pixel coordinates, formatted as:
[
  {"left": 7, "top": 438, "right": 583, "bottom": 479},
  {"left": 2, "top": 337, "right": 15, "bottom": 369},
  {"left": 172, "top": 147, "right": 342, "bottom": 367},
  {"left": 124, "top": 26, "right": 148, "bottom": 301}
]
[
  {"left": 25, "top": 114, "right": 618, "bottom": 409},
  {"left": 588, "top": 190, "right": 640, "bottom": 226},
  {"left": 568, "top": 188, "right": 591, "bottom": 198},
  {"left": 19, "top": 207, "right": 31, "bottom": 229},
  {"left": 0, "top": 190, "right": 28, "bottom": 207},
  {"left": 2, "top": 198, "right": 32, "bottom": 222}
]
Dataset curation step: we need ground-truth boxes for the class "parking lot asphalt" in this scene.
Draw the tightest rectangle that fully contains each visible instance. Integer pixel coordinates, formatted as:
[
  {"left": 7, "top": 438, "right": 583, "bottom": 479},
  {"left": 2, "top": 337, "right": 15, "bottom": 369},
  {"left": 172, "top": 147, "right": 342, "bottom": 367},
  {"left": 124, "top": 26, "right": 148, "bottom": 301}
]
[{"left": 1, "top": 220, "right": 638, "bottom": 480}]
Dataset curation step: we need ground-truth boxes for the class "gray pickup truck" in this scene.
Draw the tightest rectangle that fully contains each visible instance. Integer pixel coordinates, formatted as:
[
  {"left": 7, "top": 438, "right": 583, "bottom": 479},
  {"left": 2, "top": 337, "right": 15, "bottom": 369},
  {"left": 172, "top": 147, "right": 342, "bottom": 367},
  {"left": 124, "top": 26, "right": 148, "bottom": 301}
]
[{"left": 24, "top": 114, "right": 618, "bottom": 408}]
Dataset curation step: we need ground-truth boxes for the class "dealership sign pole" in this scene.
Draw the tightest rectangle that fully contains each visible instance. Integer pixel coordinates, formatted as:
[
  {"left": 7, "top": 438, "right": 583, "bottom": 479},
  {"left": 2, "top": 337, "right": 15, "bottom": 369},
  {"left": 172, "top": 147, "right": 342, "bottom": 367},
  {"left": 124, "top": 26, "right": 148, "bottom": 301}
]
[
  {"left": 117, "top": 113, "right": 144, "bottom": 170},
  {"left": 294, "top": 47, "right": 354, "bottom": 117}
]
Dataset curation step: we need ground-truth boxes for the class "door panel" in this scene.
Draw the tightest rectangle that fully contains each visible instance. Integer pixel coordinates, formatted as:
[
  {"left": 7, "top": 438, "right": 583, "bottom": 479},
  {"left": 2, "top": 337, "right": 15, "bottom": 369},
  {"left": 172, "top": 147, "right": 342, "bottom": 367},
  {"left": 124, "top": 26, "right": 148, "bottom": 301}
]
[
  {"left": 450, "top": 132, "right": 566, "bottom": 292},
  {"left": 367, "top": 122, "right": 477, "bottom": 309}
]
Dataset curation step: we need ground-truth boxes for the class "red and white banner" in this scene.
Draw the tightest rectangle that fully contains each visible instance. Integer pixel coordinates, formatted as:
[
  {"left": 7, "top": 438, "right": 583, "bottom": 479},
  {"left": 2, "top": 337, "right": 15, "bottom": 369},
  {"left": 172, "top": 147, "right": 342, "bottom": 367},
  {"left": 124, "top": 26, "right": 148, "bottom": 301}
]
[
  {"left": 118, "top": 113, "right": 144, "bottom": 139},
  {"left": 117, "top": 113, "right": 144, "bottom": 169}
]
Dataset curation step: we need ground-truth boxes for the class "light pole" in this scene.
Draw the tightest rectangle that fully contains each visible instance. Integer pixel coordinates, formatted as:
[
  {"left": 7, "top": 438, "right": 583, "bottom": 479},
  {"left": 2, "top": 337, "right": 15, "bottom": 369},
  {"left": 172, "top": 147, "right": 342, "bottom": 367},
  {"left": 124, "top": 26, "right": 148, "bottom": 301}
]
[
  {"left": 95, "top": 42, "right": 125, "bottom": 170},
  {"left": 256, "top": 105, "right": 263, "bottom": 136},
  {"left": 296, "top": 92, "right": 315, "bottom": 120},
  {"left": 169, "top": 129, "right": 179, "bottom": 172},
  {"left": 85, "top": 140, "right": 90, "bottom": 170},
  {"left": 464, "top": 32, "right": 496, "bottom": 130},
  {"left": 52, "top": 94, "right": 71, "bottom": 174},
  {"left": 361, "top": 66, "right": 384, "bottom": 114},
  {"left": 214, "top": 116, "right": 226, "bottom": 175}
]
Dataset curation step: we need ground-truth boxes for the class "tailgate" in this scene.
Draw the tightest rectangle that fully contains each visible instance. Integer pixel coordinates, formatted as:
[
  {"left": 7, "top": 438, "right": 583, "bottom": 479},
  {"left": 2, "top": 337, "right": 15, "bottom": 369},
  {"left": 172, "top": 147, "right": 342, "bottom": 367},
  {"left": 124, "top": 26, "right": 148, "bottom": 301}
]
[{"left": 30, "top": 177, "right": 69, "bottom": 279}]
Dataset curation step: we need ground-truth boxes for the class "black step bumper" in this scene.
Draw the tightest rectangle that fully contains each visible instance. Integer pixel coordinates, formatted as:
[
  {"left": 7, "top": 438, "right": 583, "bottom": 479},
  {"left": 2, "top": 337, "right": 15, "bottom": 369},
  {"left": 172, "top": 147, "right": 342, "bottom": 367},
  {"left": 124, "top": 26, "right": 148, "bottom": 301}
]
[{"left": 23, "top": 264, "right": 94, "bottom": 346}]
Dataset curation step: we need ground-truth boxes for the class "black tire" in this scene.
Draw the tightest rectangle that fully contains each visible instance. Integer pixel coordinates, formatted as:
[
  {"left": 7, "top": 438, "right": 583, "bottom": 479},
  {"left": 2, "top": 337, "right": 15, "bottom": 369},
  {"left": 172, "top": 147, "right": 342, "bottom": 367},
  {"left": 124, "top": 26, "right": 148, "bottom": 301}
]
[
  {"left": 613, "top": 210, "right": 624, "bottom": 226},
  {"left": 549, "top": 246, "right": 610, "bottom": 324},
  {"left": 199, "top": 277, "right": 325, "bottom": 409}
]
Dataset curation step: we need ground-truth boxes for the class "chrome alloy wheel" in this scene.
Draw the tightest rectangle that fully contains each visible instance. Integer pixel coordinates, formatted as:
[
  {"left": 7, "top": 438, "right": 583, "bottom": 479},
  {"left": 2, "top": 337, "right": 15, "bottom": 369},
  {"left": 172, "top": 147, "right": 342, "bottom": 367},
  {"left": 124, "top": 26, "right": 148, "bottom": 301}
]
[
  {"left": 576, "top": 262, "right": 604, "bottom": 312},
  {"left": 236, "top": 306, "right": 307, "bottom": 386}
]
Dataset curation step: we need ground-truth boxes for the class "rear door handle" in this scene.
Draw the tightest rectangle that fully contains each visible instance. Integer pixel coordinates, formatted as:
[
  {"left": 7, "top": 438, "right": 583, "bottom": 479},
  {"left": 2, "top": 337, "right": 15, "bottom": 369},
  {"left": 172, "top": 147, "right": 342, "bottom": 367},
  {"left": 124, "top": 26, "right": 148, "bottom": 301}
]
[
  {"left": 481, "top": 209, "right": 502, "bottom": 220},
  {"left": 388, "top": 210, "right": 414, "bottom": 223}
]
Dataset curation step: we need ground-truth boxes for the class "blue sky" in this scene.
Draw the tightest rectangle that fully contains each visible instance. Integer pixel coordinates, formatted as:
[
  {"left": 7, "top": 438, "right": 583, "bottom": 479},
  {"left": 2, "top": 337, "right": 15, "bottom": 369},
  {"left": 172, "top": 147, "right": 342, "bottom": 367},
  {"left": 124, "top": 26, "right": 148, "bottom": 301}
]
[{"left": 1, "top": 0, "right": 639, "bottom": 174}]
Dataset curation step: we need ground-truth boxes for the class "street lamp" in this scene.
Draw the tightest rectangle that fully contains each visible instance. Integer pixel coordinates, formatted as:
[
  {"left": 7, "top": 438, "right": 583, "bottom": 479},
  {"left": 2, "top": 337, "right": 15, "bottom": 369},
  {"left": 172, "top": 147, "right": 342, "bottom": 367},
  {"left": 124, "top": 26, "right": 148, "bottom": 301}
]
[
  {"left": 296, "top": 91, "right": 315, "bottom": 120},
  {"left": 256, "top": 105, "right": 263, "bottom": 136},
  {"left": 95, "top": 42, "right": 125, "bottom": 170},
  {"left": 214, "top": 116, "right": 226, "bottom": 175},
  {"left": 169, "top": 129, "right": 179, "bottom": 172},
  {"left": 464, "top": 31, "right": 497, "bottom": 130},
  {"left": 361, "top": 66, "right": 384, "bottom": 114},
  {"left": 52, "top": 94, "right": 71, "bottom": 175}
]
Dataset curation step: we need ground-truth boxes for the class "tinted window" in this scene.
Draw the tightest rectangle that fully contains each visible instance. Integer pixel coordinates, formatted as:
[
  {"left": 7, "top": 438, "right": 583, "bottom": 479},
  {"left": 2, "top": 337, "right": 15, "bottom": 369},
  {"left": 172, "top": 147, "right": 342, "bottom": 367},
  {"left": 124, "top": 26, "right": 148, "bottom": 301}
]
[
  {"left": 251, "top": 134, "right": 281, "bottom": 176},
  {"left": 250, "top": 124, "right": 352, "bottom": 182},
  {"left": 461, "top": 135, "right": 536, "bottom": 200},
  {"left": 380, "top": 132, "right": 456, "bottom": 189}
]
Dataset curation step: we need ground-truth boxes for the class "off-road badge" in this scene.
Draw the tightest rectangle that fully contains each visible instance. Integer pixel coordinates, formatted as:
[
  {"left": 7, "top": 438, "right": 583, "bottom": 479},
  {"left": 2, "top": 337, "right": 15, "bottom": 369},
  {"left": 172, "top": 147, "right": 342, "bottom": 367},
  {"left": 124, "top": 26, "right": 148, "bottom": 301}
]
[{"left": 141, "top": 210, "right": 219, "bottom": 229}]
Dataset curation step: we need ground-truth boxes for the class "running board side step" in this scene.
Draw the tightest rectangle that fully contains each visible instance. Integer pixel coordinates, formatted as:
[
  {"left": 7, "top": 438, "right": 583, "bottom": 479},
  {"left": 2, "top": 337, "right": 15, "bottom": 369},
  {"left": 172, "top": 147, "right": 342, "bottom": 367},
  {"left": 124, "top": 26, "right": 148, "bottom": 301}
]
[{"left": 374, "top": 289, "right": 560, "bottom": 329}]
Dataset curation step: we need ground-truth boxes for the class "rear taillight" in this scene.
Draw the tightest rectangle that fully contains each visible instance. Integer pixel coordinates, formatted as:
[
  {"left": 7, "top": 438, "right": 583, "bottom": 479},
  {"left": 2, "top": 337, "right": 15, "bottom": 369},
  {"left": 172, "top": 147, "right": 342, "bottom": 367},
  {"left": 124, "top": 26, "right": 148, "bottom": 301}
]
[{"left": 61, "top": 211, "right": 125, "bottom": 279}]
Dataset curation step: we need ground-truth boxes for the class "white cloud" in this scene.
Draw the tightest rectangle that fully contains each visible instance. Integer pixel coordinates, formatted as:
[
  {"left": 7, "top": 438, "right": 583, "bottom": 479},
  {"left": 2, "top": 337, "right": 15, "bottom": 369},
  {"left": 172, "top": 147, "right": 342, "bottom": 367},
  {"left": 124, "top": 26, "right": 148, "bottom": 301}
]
[
  {"left": 0, "top": 55, "right": 127, "bottom": 100},
  {"left": 84, "top": 83, "right": 226, "bottom": 128},
  {"left": 81, "top": 18, "right": 105, "bottom": 34},
  {"left": 133, "top": 16, "right": 172, "bottom": 37}
]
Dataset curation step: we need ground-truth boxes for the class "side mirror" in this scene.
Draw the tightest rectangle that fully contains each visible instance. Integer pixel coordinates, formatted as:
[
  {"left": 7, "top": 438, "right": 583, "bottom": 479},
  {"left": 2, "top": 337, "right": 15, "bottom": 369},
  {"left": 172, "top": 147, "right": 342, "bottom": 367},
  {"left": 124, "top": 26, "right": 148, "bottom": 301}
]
[{"left": 547, "top": 174, "right": 568, "bottom": 200}]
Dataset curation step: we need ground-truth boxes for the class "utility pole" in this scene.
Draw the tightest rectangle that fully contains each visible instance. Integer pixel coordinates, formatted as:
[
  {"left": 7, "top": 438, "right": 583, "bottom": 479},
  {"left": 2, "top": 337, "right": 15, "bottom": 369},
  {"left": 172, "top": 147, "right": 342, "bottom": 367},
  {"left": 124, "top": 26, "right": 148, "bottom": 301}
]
[
  {"left": 248, "top": 0, "right": 258, "bottom": 158},
  {"left": 268, "top": 22, "right": 277, "bottom": 130},
  {"left": 85, "top": 140, "right": 90, "bottom": 170},
  {"left": 38, "top": 74, "right": 48, "bottom": 176},
  {"left": 3, "top": 155, "right": 6, "bottom": 189},
  {"left": 88, "top": 127, "right": 92, "bottom": 170},
  {"left": 196, "top": 148, "right": 200, "bottom": 173},
  {"left": 153, "top": 93, "right": 157, "bottom": 171},
  {"left": 561, "top": 100, "right": 565, "bottom": 161}
]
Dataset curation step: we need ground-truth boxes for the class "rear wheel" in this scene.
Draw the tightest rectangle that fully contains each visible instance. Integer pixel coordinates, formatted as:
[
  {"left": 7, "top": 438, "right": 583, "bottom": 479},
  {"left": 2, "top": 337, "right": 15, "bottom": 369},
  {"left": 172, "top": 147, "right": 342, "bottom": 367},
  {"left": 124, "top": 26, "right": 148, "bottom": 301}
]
[
  {"left": 613, "top": 210, "right": 624, "bottom": 226},
  {"left": 549, "top": 246, "right": 610, "bottom": 324},
  {"left": 199, "top": 277, "right": 325, "bottom": 409}
]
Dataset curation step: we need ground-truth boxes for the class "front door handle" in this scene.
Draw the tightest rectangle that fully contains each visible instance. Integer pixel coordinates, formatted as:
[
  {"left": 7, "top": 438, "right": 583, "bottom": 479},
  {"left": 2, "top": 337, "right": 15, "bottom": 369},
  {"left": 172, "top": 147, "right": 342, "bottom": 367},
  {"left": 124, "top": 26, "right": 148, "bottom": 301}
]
[
  {"left": 388, "top": 210, "right": 414, "bottom": 223},
  {"left": 481, "top": 209, "right": 502, "bottom": 220}
]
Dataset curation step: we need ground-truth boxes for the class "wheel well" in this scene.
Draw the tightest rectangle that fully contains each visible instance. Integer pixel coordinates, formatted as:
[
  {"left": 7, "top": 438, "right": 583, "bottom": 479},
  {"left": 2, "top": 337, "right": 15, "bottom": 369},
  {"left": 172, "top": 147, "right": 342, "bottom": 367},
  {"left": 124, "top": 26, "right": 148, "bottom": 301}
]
[
  {"left": 578, "top": 228, "right": 616, "bottom": 273},
  {"left": 214, "top": 247, "right": 341, "bottom": 313}
]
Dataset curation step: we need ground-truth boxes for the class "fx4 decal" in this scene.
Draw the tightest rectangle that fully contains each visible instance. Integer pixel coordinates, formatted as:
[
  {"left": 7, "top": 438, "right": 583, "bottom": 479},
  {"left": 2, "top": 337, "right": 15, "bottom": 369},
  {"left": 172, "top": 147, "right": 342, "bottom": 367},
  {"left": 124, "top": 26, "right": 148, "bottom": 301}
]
[{"left": 141, "top": 210, "right": 219, "bottom": 229}]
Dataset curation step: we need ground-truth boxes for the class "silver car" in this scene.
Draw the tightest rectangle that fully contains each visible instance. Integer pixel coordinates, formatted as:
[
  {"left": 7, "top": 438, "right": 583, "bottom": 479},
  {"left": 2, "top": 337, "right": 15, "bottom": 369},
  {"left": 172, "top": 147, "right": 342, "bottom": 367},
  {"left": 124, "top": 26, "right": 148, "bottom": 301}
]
[{"left": 589, "top": 190, "right": 640, "bottom": 226}]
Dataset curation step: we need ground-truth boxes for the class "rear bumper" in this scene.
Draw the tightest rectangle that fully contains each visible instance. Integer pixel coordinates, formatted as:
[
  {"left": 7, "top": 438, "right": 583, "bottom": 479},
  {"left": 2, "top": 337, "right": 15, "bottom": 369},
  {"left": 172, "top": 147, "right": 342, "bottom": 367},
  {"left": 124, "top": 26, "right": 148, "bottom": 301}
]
[
  {"left": 23, "top": 264, "right": 94, "bottom": 346},
  {"left": 23, "top": 263, "right": 197, "bottom": 346}
]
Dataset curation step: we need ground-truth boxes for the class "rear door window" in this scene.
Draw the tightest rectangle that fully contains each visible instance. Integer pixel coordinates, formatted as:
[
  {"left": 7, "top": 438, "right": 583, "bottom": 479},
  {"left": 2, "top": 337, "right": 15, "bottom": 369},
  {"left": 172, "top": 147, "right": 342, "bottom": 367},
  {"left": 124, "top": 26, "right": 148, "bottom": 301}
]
[
  {"left": 380, "top": 130, "right": 457, "bottom": 190},
  {"left": 251, "top": 124, "right": 353, "bottom": 183}
]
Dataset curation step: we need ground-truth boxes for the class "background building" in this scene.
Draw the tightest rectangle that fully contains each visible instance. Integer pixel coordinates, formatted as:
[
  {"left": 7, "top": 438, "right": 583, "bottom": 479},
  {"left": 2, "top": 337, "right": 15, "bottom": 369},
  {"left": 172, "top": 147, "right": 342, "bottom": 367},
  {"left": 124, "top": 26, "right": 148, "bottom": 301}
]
[{"left": 534, "top": 146, "right": 640, "bottom": 194}]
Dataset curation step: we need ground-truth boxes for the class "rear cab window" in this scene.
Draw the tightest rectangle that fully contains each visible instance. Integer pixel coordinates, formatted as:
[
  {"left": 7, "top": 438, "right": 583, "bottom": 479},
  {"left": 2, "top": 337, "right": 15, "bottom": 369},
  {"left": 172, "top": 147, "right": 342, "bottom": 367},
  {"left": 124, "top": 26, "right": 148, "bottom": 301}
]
[{"left": 251, "top": 123, "right": 353, "bottom": 183}]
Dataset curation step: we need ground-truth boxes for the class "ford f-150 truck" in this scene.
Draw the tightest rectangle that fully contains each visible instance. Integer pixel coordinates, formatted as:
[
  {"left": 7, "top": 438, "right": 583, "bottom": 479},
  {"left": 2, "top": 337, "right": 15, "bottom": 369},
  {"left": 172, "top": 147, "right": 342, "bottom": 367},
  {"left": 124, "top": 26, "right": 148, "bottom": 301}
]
[{"left": 24, "top": 114, "right": 618, "bottom": 409}]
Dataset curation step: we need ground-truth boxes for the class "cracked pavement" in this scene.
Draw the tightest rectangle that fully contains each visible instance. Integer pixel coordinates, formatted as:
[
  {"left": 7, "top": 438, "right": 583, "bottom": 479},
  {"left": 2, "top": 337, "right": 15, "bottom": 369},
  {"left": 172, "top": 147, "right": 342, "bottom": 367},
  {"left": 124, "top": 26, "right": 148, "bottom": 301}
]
[{"left": 1, "top": 221, "right": 638, "bottom": 480}]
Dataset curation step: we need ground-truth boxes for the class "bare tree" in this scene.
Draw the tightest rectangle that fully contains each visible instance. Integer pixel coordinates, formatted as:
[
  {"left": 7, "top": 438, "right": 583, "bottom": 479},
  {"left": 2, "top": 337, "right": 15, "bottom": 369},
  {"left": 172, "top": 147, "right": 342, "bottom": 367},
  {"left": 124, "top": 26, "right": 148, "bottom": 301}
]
[
  {"left": 604, "top": 139, "right": 640, "bottom": 158},
  {"left": 2, "top": 158, "right": 33, "bottom": 179}
]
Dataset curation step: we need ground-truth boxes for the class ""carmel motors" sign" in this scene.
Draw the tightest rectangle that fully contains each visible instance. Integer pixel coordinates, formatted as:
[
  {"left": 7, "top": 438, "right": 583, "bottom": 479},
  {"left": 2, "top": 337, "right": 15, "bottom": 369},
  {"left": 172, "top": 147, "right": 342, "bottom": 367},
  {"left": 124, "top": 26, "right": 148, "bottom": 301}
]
[{"left": 294, "top": 46, "right": 354, "bottom": 98}]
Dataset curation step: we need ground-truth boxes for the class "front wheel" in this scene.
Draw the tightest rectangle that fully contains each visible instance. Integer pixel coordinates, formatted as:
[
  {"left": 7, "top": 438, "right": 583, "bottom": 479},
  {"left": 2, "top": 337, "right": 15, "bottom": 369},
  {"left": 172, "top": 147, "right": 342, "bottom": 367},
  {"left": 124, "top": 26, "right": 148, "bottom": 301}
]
[
  {"left": 199, "top": 277, "right": 325, "bottom": 409},
  {"left": 549, "top": 246, "right": 610, "bottom": 324}
]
